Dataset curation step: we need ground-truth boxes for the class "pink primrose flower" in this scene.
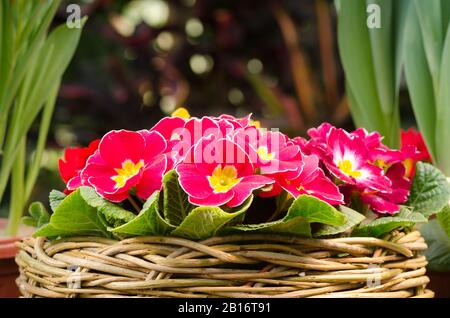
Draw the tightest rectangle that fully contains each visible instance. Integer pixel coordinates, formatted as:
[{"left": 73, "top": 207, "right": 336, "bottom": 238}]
[
  {"left": 259, "top": 154, "right": 344, "bottom": 206},
  {"left": 81, "top": 130, "right": 167, "bottom": 202},
  {"left": 176, "top": 136, "right": 273, "bottom": 207}
]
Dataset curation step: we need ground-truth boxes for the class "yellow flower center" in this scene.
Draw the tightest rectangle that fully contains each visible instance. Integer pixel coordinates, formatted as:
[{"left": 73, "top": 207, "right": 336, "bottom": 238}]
[
  {"left": 111, "top": 159, "right": 144, "bottom": 188},
  {"left": 257, "top": 146, "right": 275, "bottom": 161},
  {"left": 250, "top": 120, "right": 261, "bottom": 128},
  {"left": 403, "top": 158, "right": 414, "bottom": 178},
  {"left": 171, "top": 107, "right": 190, "bottom": 119},
  {"left": 338, "top": 159, "right": 362, "bottom": 178},
  {"left": 207, "top": 165, "right": 242, "bottom": 193}
]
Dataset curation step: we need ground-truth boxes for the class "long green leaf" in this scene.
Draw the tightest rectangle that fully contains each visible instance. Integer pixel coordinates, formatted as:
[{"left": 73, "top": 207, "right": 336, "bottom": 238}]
[
  {"left": 443, "top": 0, "right": 450, "bottom": 36},
  {"left": 338, "top": 0, "right": 386, "bottom": 138},
  {"left": 367, "top": 0, "right": 394, "bottom": 116},
  {"left": 414, "top": 0, "right": 443, "bottom": 93},
  {"left": 404, "top": 7, "right": 437, "bottom": 160},
  {"left": 435, "top": 23, "right": 450, "bottom": 175},
  {"left": 25, "top": 82, "right": 59, "bottom": 199}
]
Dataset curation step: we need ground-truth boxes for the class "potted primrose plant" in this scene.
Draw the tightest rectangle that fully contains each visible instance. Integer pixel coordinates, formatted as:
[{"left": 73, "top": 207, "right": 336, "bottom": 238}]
[{"left": 14, "top": 109, "right": 449, "bottom": 298}]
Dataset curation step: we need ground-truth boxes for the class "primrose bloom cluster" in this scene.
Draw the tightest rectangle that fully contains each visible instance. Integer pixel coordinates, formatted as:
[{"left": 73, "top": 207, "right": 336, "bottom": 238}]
[{"left": 58, "top": 111, "right": 419, "bottom": 214}]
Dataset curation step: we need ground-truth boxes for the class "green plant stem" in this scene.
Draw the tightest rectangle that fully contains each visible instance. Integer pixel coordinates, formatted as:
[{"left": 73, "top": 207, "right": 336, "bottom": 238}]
[
  {"left": 6, "top": 138, "right": 26, "bottom": 236},
  {"left": 128, "top": 195, "right": 141, "bottom": 213}
]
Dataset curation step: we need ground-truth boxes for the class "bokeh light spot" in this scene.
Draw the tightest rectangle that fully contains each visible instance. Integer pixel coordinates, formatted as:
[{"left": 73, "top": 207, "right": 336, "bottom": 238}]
[
  {"left": 190, "top": 54, "right": 214, "bottom": 74},
  {"left": 228, "top": 88, "right": 244, "bottom": 105},
  {"left": 160, "top": 95, "right": 177, "bottom": 113},
  {"left": 156, "top": 32, "right": 175, "bottom": 51},
  {"left": 185, "top": 18, "right": 204, "bottom": 38},
  {"left": 247, "top": 58, "right": 263, "bottom": 74}
]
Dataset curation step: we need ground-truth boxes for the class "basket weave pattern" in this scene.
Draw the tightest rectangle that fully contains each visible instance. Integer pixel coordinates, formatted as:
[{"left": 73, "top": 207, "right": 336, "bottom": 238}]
[{"left": 15, "top": 230, "right": 434, "bottom": 298}]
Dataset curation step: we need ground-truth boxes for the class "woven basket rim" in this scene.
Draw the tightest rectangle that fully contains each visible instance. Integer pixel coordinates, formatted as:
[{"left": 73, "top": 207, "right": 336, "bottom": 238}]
[{"left": 15, "top": 230, "right": 434, "bottom": 298}]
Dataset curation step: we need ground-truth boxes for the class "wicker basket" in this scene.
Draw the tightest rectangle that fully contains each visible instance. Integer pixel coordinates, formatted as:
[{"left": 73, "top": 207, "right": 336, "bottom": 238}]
[{"left": 15, "top": 230, "right": 434, "bottom": 298}]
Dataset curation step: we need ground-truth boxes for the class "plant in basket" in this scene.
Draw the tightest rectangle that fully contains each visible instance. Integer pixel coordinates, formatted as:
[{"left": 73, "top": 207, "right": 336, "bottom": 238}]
[{"left": 16, "top": 108, "right": 450, "bottom": 298}]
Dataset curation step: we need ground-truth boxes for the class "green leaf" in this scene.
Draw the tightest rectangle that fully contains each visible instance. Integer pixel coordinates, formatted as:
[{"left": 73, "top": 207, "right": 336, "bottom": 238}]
[
  {"left": 338, "top": 0, "right": 386, "bottom": 138},
  {"left": 220, "top": 195, "right": 254, "bottom": 225},
  {"left": 33, "top": 223, "right": 75, "bottom": 239},
  {"left": 404, "top": 7, "right": 437, "bottom": 160},
  {"left": 33, "top": 188, "right": 109, "bottom": 238},
  {"left": 22, "top": 217, "right": 37, "bottom": 227},
  {"left": 352, "top": 208, "right": 427, "bottom": 237},
  {"left": 406, "top": 162, "right": 450, "bottom": 217},
  {"left": 162, "top": 170, "right": 194, "bottom": 226},
  {"left": 171, "top": 204, "right": 248, "bottom": 240},
  {"left": 367, "top": 0, "right": 395, "bottom": 115},
  {"left": 437, "top": 204, "right": 450, "bottom": 239},
  {"left": 112, "top": 191, "right": 175, "bottom": 237},
  {"left": 420, "top": 218, "right": 450, "bottom": 271},
  {"left": 435, "top": 23, "right": 450, "bottom": 176},
  {"left": 229, "top": 195, "right": 346, "bottom": 238},
  {"left": 315, "top": 205, "right": 366, "bottom": 237},
  {"left": 28, "top": 201, "right": 50, "bottom": 228},
  {"left": 414, "top": 0, "right": 443, "bottom": 90},
  {"left": 49, "top": 189, "right": 66, "bottom": 212},
  {"left": 79, "top": 186, "right": 135, "bottom": 228}
]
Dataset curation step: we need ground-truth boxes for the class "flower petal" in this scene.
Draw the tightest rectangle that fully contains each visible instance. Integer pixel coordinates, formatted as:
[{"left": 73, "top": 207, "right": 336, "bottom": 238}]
[
  {"left": 135, "top": 155, "right": 167, "bottom": 200},
  {"left": 98, "top": 130, "right": 145, "bottom": 167}
]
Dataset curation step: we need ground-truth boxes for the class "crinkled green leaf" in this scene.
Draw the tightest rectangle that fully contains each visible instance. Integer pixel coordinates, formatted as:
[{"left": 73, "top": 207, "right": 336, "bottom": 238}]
[
  {"left": 406, "top": 162, "right": 450, "bottom": 217},
  {"left": 228, "top": 195, "right": 346, "bottom": 238},
  {"left": 79, "top": 186, "right": 135, "bottom": 228},
  {"left": 162, "top": 170, "right": 194, "bottom": 226},
  {"left": 26, "top": 201, "right": 50, "bottom": 228},
  {"left": 171, "top": 204, "right": 248, "bottom": 240},
  {"left": 112, "top": 191, "right": 175, "bottom": 237},
  {"left": 315, "top": 205, "right": 365, "bottom": 237},
  {"left": 352, "top": 207, "right": 427, "bottom": 237},
  {"left": 420, "top": 218, "right": 450, "bottom": 271},
  {"left": 49, "top": 189, "right": 66, "bottom": 212},
  {"left": 437, "top": 204, "right": 450, "bottom": 239},
  {"left": 33, "top": 188, "right": 109, "bottom": 238}
]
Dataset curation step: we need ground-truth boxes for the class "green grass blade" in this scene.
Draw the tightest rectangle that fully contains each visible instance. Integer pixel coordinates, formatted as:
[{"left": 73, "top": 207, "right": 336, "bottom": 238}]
[{"left": 404, "top": 7, "right": 437, "bottom": 161}]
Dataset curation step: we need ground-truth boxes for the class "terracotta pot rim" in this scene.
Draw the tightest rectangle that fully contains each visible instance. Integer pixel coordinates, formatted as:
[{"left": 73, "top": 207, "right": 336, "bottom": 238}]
[{"left": 0, "top": 218, "right": 35, "bottom": 259}]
